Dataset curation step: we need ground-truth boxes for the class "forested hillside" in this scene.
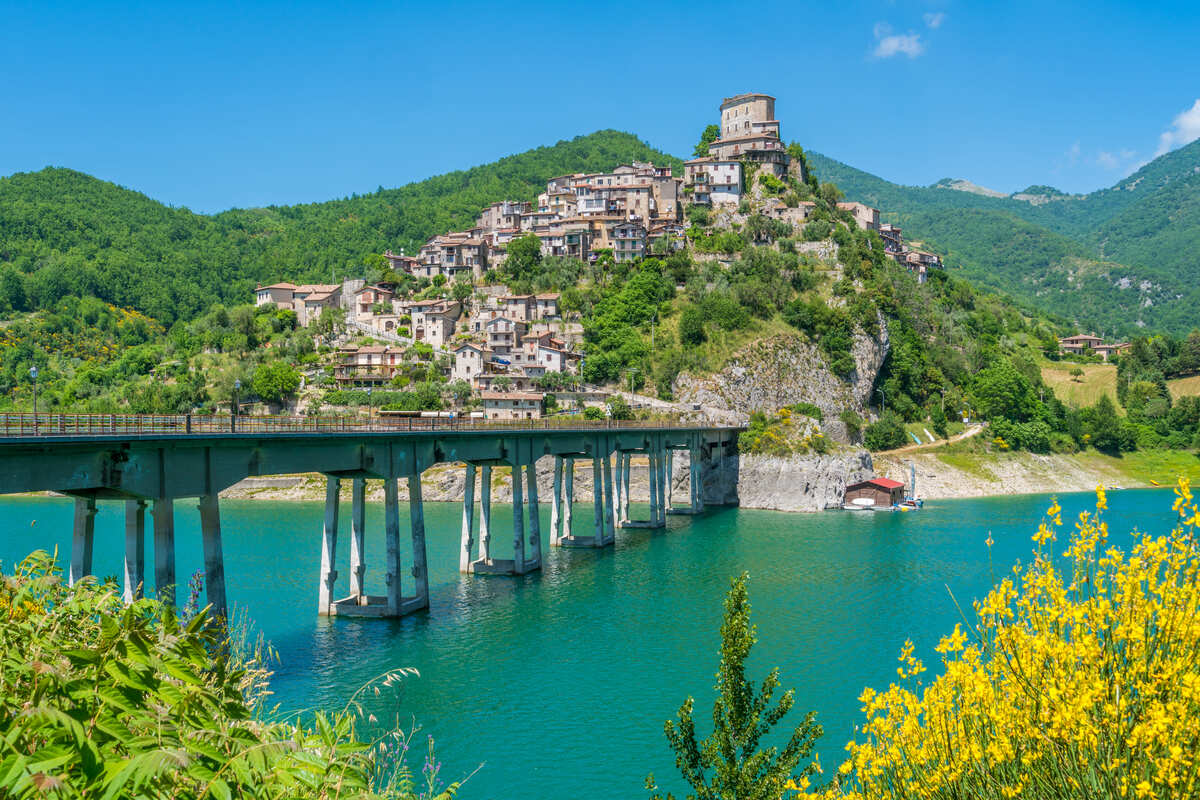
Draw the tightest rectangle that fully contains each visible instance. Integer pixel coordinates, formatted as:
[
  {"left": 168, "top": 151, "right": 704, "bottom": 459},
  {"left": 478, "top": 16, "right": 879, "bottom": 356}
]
[
  {"left": 808, "top": 138, "right": 1200, "bottom": 336},
  {"left": 0, "top": 130, "right": 680, "bottom": 323}
]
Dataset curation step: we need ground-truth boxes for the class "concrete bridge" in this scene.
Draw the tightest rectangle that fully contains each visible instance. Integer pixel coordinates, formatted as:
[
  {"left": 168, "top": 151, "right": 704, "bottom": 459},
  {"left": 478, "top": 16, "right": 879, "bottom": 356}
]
[{"left": 0, "top": 414, "right": 742, "bottom": 620}]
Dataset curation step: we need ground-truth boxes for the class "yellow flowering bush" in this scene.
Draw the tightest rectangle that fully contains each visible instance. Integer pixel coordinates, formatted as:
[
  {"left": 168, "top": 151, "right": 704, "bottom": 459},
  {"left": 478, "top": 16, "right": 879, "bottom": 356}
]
[{"left": 817, "top": 481, "right": 1200, "bottom": 800}]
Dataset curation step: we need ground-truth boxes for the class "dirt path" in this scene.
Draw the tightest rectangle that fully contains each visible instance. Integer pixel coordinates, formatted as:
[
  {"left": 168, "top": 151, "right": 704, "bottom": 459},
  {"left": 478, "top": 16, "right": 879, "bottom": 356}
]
[{"left": 884, "top": 423, "right": 986, "bottom": 454}]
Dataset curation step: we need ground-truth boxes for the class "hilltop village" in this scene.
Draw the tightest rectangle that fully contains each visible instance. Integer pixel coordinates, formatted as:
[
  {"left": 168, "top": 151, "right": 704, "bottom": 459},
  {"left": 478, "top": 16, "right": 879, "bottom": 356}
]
[{"left": 255, "top": 93, "right": 942, "bottom": 419}]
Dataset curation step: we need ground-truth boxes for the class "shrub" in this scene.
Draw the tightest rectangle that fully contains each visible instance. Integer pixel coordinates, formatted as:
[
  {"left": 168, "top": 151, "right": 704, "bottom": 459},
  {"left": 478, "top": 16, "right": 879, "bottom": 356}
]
[
  {"left": 679, "top": 306, "right": 707, "bottom": 346},
  {"left": 824, "top": 486, "right": 1200, "bottom": 800},
  {"left": 839, "top": 409, "right": 863, "bottom": 440},
  {"left": 863, "top": 412, "right": 908, "bottom": 451},
  {"left": 0, "top": 551, "right": 463, "bottom": 799},
  {"left": 787, "top": 402, "right": 824, "bottom": 421},
  {"left": 583, "top": 406, "right": 605, "bottom": 420}
]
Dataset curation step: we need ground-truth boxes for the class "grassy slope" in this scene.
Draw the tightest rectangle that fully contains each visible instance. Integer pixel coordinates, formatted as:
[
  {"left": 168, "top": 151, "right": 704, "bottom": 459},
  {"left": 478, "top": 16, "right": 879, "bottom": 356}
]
[{"left": 1040, "top": 362, "right": 1121, "bottom": 409}]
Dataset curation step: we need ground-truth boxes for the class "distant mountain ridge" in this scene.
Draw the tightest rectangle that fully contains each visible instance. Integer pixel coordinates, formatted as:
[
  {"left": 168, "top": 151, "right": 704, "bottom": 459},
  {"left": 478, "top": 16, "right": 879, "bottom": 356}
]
[{"left": 808, "top": 138, "right": 1200, "bottom": 335}]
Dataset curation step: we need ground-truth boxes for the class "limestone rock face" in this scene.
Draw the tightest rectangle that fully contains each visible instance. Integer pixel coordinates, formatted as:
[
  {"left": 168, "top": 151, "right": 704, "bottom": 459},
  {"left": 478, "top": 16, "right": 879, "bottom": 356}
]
[
  {"left": 672, "top": 322, "right": 889, "bottom": 424},
  {"left": 733, "top": 450, "right": 874, "bottom": 512}
]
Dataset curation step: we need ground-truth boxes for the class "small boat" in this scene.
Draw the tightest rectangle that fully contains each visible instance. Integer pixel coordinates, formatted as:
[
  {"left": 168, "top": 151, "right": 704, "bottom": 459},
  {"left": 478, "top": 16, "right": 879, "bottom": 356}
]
[
  {"left": 899, "top": 462, "right": 924, "bottom": 510},
  {"left": 842, "top": 498, "right": 886, "bottom": 512}
]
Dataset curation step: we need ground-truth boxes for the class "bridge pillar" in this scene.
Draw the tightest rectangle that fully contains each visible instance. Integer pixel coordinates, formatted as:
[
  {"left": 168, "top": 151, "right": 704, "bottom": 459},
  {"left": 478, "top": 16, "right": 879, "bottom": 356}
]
[
  {"left": 511, "top": 463, "right": 527, "bottom": 574},
  {"left": 349, "top": 478, "right": 366, "bottom": 600},
  {"left": 69, "top": 496, "right": 96, "bottom": 586},
  {"left": 526, "top": 462, "right": 542, "bottom": 570},
  {"left": 550, "top": 457, "right": 562, "bottom": 546},
  {"left": 601, "top": 449, "right": 616, "bottom": 545},
  {"left": 562, "top": 457, "right": 574, "bottom": 543},
  {"left": 647, "top": 449, "right": 659, "bottom": 526},
  {"left": 665, "top": 446, "right": 673, "bottom": 513},
  {"left": 385, "top": 477, "right": 402, "bottom": 615},
  {"left": 318, "top": 476, "right": 340, "bottom": 615},
  {"left": 662, "top": 441, "right": 672, "bottom": 522},
  {"left": 198, "top": 494, "right": 227, "bottom": 621},
  {"left": 624, "top": 453, "right": 633, "bottom": 527},
  {"left": 479, "top": 465, "right": 493, "bottom": 561},
  {"left": 459, "top": 464, "right": 476, "bottom": 573},
  {"left": 153, "top": 498, "right": 175, "bottom": 604},
  {"left": 408, "top": 473, "right": 429, "bottom": 612},
  {"left": 591, "top": 451, "right": 604, "bottom": 544},
  {"left": 612, "top": 451, "right": 624, "bottom": 527},
  {"left": 123, "top": 499, "right": 146, "bottom": 603}
]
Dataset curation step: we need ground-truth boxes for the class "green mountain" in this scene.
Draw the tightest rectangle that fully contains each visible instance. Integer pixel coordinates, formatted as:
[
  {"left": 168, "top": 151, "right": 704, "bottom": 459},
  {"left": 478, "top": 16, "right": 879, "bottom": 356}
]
[
  {"left": 807, "top": 138, "right": 1200, "bottom": 336},
  {"left": 0, "top": 130, "right": 681, "bottom": 323}
]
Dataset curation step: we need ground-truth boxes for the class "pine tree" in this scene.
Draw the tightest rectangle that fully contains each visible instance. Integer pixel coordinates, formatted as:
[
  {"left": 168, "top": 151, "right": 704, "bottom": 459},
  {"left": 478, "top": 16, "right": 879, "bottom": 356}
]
[{"left": 647, "top": 573, "right": 823, "bottom": 800}]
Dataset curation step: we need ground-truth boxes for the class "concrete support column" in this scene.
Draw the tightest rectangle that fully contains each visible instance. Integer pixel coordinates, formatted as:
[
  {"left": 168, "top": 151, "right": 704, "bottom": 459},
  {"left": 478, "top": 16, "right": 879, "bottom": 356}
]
[
  {"left": 152, "top": 498, "right": 175, "bottom": 604},
  {"left": 198, "top": 494, "right": 227, "bottom": 620},
  {"left": 384, "top": 478, "right": 402, "bottom": 616},
  {"left": 602, "top": 449, "right": 616, "bottom": 545},
  {"left": 525, "top": 462, "right": 541, "bottom": 569},
  {"left": 624, "top": 453, "right": 633, "bottom": 522},
  {"left": 69, "top": 496, "right": 97, "bottom": 586},
  {"left": 612, "top": 451, "right": 623, "bottom": 526},
  {"left": 460, "top": 464, "right": 476, "bottom": 573},
  {"left": 647, "top": 448, "right": 660, "bottom": 527},
  {"left": 662, "top": 443, "right": 672, "bottom": 525},
  {"left": 563, "top": 458, "right": 574, "bottom": 539},
  {"left": 511, "top": 464, "right": 526, "bottom": 573},
  {"left": 409, "top": 473, "right": 429, "bottom": 611},
  {"left": 480, "top": 465, "right": 493, "bottom": 561},
  {"left": 592, "top": 453, "right": 604, "bottom": 543},
  {"left": 550, "top": 457, "right": 563, "bottom": 546},
  {"left": 666, "top": 447, "right": 674, "bottom": 512},
  {"left": 349, "top": 478, "right": 366, "bottom": 600},
  {"left": 123, "top": 499, "right": 146, "bottom": 603},
  {"left": 692, "top": 437, "right": 705, "bottom": 513},
  {"left": 318, "top": 476, "right": 340, "bottom": 615}
]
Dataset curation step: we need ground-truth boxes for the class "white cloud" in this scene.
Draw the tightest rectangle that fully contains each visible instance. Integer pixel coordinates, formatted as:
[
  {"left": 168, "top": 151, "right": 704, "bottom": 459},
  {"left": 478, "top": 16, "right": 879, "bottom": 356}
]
[
  {"left": 872, "top": 22, "right": 924, "bottom": 58},
  {"left": 1155, "top": 99, "right": 1200, "bottom": 156},
  {"left": 1097, "top": 151, "right": 1120, "bottom": 169},
  {"left": 923, "top": 11, "right": 946, "bottom": 28},
  {"left": 1067, "top": 140, "right": 1081, "bottom": 164}
]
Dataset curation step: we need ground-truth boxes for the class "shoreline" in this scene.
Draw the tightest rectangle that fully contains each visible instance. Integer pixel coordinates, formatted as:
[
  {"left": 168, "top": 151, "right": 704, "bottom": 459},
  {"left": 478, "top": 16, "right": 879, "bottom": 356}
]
[{"left": 12, "top": 449, "right": 1196, "bottom": 509}]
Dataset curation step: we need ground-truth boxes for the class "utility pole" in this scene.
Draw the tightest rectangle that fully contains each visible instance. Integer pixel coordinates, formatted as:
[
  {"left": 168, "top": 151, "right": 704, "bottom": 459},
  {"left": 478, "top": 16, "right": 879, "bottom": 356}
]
[
  {"left": 876, "top": 387, "right": 886, "bottom": 415},
  {"left": 29, "top": 365, "right": 38, "bottom": 435}
]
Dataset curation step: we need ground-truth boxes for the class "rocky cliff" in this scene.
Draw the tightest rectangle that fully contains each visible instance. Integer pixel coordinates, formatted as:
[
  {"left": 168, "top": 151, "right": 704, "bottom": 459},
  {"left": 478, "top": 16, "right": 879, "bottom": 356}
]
[
  {"left": 733, "top": 450, "right": 874, "bottom": 512},
  {"left": 671, "top": 320, "right": 889, "bottom": 424}
]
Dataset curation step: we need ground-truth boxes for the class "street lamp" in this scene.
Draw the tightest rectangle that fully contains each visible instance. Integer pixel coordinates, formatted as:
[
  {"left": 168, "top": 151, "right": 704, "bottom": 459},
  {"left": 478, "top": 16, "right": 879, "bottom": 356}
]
[
  {"left": 29, "top": 366, "right": 38, "bottom": 434},
  {"left": 367, "top": 387, "right": 373, "bottom": 426},
  {"left": 232, "top": 379, "right": 241, "bottom": 432}
]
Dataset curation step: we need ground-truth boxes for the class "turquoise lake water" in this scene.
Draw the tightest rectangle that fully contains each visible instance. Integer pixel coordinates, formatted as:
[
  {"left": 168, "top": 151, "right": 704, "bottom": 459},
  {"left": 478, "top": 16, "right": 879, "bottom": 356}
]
[{"left": 0, "top": 487, "right": 1181, "bottom": 798}]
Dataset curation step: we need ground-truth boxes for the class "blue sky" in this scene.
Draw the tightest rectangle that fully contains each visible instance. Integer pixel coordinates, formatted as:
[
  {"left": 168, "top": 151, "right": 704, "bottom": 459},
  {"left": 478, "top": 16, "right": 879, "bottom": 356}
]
[{"left": 2, "top": 0, "right": 1197, "bottom": 212}]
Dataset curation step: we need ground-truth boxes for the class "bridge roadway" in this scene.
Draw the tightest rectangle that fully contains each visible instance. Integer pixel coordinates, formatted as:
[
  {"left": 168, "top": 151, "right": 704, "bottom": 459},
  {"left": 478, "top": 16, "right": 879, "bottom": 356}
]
[{"left": 0, "top": 414, "right": 742, "bottom": 620}]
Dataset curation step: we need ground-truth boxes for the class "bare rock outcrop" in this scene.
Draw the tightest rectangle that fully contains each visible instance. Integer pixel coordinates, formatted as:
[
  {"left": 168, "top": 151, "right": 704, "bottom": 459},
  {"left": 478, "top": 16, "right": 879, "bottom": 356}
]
[{"left": 671, "top": 321, "right": 888, "bottom": 424}]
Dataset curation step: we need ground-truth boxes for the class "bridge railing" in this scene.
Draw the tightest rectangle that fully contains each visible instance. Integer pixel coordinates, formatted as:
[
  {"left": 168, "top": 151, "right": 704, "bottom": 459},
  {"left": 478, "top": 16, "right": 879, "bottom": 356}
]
[{"left": 0, "top": 413, "right": 733, "bottom": 438}]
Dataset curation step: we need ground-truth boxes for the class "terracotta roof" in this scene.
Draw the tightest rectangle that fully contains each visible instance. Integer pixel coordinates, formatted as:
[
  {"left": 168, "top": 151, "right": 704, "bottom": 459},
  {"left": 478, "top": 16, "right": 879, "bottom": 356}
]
[
  {"left": 862, "top": 478, "right": 904, "bottom": 490},
  {"left": 535, "top": 292, "right": 560, "bottom": 299},
  {"left": 258, "top": 282, "right": 297, "bottom": 290}
]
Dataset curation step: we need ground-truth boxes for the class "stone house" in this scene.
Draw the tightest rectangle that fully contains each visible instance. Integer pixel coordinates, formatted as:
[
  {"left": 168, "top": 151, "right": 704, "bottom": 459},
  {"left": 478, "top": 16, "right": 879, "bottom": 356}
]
[
  {"left": 480, "top": 391, "right": 544, "bottom": 420},
  {"left": 335, "top": 345, "right": 407, "bottom": 386}
]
